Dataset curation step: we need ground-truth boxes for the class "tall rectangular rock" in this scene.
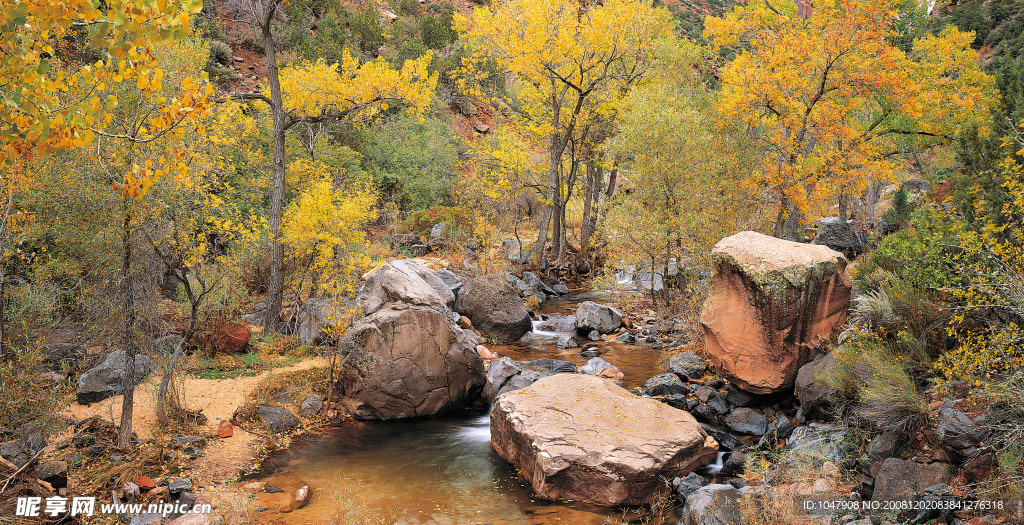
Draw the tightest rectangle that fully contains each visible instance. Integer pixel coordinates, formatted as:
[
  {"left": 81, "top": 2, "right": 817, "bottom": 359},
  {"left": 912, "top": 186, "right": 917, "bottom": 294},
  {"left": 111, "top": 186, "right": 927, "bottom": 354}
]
[{"left": 699, "top": 231, "right": 851, "bottom": 394}]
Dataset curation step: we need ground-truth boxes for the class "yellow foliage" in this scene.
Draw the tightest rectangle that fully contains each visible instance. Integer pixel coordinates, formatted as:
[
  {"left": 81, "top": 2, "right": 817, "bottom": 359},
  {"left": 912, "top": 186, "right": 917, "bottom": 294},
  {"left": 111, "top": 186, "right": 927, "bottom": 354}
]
[
  {"left": 274, "top": 51, "right": 437, "bottom": 124},
  {"left": 281, "top": 159, "right": 379, "bottom": 298},
  {"left": 935, "top": 154, "right": 1024, "bottom": 388},
  {"left": 704, "top": 0, "right": 994, "bottom": 232},
  {"left": 0, "top": 0, "right": 202, "bottom": 168}
]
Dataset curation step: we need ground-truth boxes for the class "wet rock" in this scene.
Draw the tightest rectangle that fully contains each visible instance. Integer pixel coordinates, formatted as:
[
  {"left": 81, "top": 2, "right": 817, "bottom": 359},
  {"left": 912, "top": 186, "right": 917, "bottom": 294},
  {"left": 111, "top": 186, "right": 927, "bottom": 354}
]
[
  {"left": 556, "top": 334, "right": 579, "bottom": 349},
  {"left": 490, "top": 374, "right": 718, "bottom": 506},
  {"left": 706, "top": 392, "right": 729, "bottom": 415},
  {"left": 77, "top": 350, "right": 152, "bottom": 404},
  {"left": 680, "top": 484, "right": 741, "bottom": 525},
  {"left": 579, "top": 357, "right": 623, "bottom": 380},
  {"left": 719, "top": 450, "right": 746, "bottom": 477},
  {"left": 552, "top": 284, "right": 570, "bottom": 295},
  {"left": 580, "top": 348, "right": 600, "bottom": 358},
  {"left": 525, "top": 359, "right": 576, "bottom": 374},
  {"left": 754, "top": 416, "right": 796, "bottom": 450},
  {"left": 535, "top": 315, "right": 576, "bottom": 332},
  {"left": 700, "top": 231, "right": 851, "bottom": 394},
  {"left": 615, "top": 332, "right": 636, "bottom": 343},
  {"left": 666, "top": 352, "right": 706, "bottom": 381},
  {"left": 482, "top": 357, "right": 523, "bottom": 402},
  {"left": 256, "top": 406, "right": 301, "bottom": 433},
  {"left": 574, "top": 301, "right": 623, "bottom": 334},
  {"left": 723, "top": 408, "right": 769, "bottom": 436},
  {"left": 787, "top": 423, "right": 851, "bottom": 463},
  {"left": 812, "top": 217, "right": 867, "bottom": 259},
  {"left": 691, "top": 403, "right": 721, "bottom": 425},
  {"left": 936, "top": 403, "right": 982, "bottom": 461},
  {"left": 299, "top": 395, "right": 324, "bottom": 417},
  {"left": 644, "top": 373, "right": 687, "bottom": 396},
  {"left": 698, "top": 424, "right": 743, "bottom": 451},
  {"left": 586, "top": 330, "right": 601, "bottom": 341},
  {"left": 795, "top": 351, "right": 838, "bottom": 422},
  {"left": 676, "top": 472, "right": 705, "bottom": 500},
  {"left": 868, "top": 431, "right": 909, "bottom": 476},
  {"left": 455, "top": 274, "right": 533, "bottom": 343},
  {"left": 343, "top": 261, "right": 485, "bottom": 420},
  {"left": 500, "top": 370, "right": 543, "bottom": 395}
]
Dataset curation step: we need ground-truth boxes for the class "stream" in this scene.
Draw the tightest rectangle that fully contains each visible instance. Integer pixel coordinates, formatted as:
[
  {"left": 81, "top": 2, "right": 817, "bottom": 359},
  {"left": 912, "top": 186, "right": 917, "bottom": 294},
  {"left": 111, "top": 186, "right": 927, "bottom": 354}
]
[{"left": 252, "top": 292, "right": 689, "bottom": 524}]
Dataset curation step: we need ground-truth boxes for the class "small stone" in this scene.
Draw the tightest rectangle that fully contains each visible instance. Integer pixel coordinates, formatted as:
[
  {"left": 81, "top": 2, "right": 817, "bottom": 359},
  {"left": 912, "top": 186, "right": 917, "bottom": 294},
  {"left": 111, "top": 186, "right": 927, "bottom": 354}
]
[
  {"left": 587, "top": 330, "right": 601, "bottom": 341},
  {"left": 217, "top": 420, "right": 233, "bottom": 438},
  {"left": 300, "top": 395, "right": 325, "bottom": 417},
  {"left": 243, "top": 482, "right": 265, "bottom": 494},
  {"left": 171, "top": 436, "right": 206, "bottom": 448},
  {"left": 615, "top": 332, "right": 636, "bottom": 343},
  {"left": 134, "top": 476, "right": 157, "bottom": 491},
  {"left": 169, "top": 478, "right": 193, "bottom": 496},
  {"left": 476, "top": 345, "right": 497, "bottom": 360}
]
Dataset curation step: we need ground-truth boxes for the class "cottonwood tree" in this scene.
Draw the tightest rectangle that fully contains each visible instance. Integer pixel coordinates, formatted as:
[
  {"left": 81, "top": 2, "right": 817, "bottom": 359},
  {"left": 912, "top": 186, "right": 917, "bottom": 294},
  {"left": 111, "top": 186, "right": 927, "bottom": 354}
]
[
  {"left": 458, "top": 0, "right": 674, "bottom": 268},
  {"left": 704, "top": 0, "right": 993, "bottom": 239},
  {"left": 221, "top": 0, "right": 436, "bottom": 330},
  {"left": 0, "top": 0, "right": 202, "bottom": 358}
]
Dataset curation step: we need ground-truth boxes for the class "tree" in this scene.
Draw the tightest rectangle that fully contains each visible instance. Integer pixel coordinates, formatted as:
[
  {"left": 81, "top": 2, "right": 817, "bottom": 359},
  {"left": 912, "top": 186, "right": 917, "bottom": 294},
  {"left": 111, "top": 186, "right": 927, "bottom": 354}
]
[
  {"left": 222, "top": 0, "right": 436, "bottom": 331},
  {"left": 704, "top": 0, "right": 993, "bottom": 239},
  {"left": 0, "top": 0, "right": 202, "bottom": 358},
  {"left": 458, "top": 0, "right": 674, "bottom": 267},
  {"left": 604, "top": 39, "right": 763, "bottom": 301}
]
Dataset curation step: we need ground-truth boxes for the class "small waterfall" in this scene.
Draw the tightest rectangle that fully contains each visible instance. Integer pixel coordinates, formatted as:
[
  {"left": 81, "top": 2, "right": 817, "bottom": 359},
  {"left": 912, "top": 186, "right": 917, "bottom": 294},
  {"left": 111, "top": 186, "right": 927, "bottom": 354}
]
[
  {"left": 455, "top": 410, "right": 492, "bottom": 444},
  {"left": 702, "top": 452, "right": 726, "bottom": 475},
  {"left": 530, "top": 320, "right": 563, "bottom": 338}
]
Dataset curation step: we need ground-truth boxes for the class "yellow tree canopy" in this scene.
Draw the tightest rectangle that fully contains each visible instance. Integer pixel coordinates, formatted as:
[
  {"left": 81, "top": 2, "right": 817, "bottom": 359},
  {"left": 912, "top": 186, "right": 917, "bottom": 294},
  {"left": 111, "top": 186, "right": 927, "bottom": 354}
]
[
  {"left": 457, "top": 0, "right": 674, "bottom": 143},
  {"left": 272, "top": 51, "right": 437, "bottom": 126},
  {"left": 1, "top": 0, "right": 203, "bottom": 166},
  {"left": 704, "top": 0, "right": 993, "bottom": 235}
]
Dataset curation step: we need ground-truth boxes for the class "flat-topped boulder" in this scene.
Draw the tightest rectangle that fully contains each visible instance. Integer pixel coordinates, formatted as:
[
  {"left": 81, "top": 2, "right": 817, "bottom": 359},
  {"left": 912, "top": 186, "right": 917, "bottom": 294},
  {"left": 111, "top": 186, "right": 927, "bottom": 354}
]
[
  {"left": 490, "top": 374, "right": 718, "bottom": 506},
  {"left": 700, "top": 231, "right": 851, "bottom": 394}
]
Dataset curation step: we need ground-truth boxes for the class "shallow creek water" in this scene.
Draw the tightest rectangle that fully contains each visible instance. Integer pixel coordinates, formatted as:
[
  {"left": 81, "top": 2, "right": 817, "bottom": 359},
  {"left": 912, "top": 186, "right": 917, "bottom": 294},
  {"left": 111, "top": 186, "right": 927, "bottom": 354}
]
[{"left": 253, "top": 292, "right": 687, "bottom": 524}]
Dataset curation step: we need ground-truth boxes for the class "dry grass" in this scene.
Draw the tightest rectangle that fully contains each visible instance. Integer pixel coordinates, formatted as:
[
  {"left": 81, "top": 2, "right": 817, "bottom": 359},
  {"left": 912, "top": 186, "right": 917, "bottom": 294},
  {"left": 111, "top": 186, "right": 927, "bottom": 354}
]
[
  {"left": 232, "top": 366, "right": 331, "bottom": 429},
  {"left": 738, "top": 449, "right": 859, "bottom": 525}
]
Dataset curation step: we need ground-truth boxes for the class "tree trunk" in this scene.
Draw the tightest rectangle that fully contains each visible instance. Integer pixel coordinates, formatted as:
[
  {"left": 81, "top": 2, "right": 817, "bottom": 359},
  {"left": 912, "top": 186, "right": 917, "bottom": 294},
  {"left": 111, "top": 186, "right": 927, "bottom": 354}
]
[
  {"left": 262, "top": 19, "right": 287, "bottom": 332},
  {"left": 533, "top": 128, "right": 561, "bottom": 269},
  {"left": 773, "top": 196, "right": 802, "bottom": 240},
  {"left": 118, "top": 198, "right": 136, "bottom": 451},
  {"left": 580, "top": 158, "right": 595, "bottom": 259}
]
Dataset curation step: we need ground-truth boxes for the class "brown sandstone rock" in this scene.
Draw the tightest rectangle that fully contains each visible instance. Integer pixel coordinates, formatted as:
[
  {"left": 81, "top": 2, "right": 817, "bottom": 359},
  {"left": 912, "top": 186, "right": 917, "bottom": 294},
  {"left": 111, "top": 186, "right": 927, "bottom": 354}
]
[
  {"left": 217, "top": 420, "right": 233, "bottom": 438},
  {"left": 490, "top": 374, "right": 718, "bottom": 506},
  {"left": 700, "top": 231, "right": 851, "bottom": 394},
  {"left": 340, "top": 260, "right": 485, "bottom": 420},
  {"left": 133, "top": 476, "right": 156, "bottom": 491}
]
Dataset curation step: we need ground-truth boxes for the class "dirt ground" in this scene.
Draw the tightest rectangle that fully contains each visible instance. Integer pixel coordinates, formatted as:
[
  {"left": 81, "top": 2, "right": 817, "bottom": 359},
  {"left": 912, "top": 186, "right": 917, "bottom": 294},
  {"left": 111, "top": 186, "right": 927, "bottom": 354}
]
[{"left": 67, "top": 357, "right": 330, "bottom": 490}]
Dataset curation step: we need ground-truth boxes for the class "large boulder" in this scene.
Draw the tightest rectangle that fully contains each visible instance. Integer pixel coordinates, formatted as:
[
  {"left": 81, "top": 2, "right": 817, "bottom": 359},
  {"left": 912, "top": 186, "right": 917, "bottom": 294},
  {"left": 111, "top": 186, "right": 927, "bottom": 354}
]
[
  {"left": 455, "top": 274, "right": 532, "bottom": 343},
  {"left": 812, "top": 217, "right": 867, "bottom": 259},
  {"left": 679, "top": 484, "right": 742, "bottom": 525},
  {"left": 699, "top": 231, "right": 852, "bottom": 394},
  {"left": 574, "top": 301, "right": 623, "bottom": 334},
  {"left": 296, "top": 298, "right": 352, "bottom": 346},
  {"left": 490, "top": 374, "right": 718, "bottom": 507},
  {"left": 338, "top": 261, "right": 486, "bottom": 420},
  {"left": 358, "top": 259, "right": 455, "bottom": 314},
  {"left": 77, "top": 350, "right": 151, "bottom": 405}
]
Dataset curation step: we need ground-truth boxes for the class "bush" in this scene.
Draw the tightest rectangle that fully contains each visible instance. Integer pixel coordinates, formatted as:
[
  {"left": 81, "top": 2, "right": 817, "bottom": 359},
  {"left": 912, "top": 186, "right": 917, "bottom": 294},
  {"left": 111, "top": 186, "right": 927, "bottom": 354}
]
[
  {"left": 881, "top": 185, "right": 912, "bottom": 230},
  {"left": 825, "top": 330, "right": 931, "bottom": 433},
  {"left": 0, "top": 346, "right": 72, "bottom": 437},
  {"left": 351, "top": 1, "right": 385, "bottom": 56},
  {"left": 360, "top": 114, "right": 462, "bottom": 211},
  {"left": 206, "top": 41, "right": 236, "bottom": 83},
  {"left": 855, "top": 205, "right": 960, "bottom": 291},
  {"left": 421, "top": 7, "right": 458, "bottom": 49},
  {"left": 399, "top": 205, "right": 474, "bottom": 240}
]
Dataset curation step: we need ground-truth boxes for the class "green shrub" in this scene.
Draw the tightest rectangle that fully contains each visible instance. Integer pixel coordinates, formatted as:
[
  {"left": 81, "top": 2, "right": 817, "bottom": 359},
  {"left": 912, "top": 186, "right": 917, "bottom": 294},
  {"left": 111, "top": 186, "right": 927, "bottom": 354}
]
[
  {"left": 825, "top": 330, "right": 931, "bottom": 433},
  {"left": 421, "top": 7, "right": 458, "bottom": 49},
  {"left": 206, "top": 41, "right": 236, "bottom": 83},
  {"left": 856, "top": 205, "right": 960, "bottom": 291},
  {"left": 399, "top": 205, "right": 474, "bottom": 240},
  {"left": 360, "top": 114, "right": 462, "bottom": 211},
  {"left": 351, "top": 1, "right": 385, "bottom": 56},
  {"left": 881, "top": 185, "right": 912, "bottom": 230}
]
